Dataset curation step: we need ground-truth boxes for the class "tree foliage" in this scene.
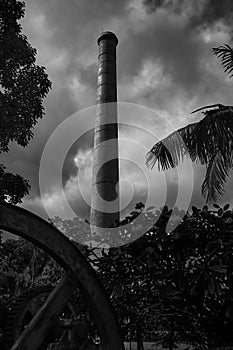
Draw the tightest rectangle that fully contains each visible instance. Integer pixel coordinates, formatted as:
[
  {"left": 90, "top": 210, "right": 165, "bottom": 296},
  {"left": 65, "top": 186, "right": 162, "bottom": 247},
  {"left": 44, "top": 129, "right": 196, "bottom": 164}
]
[
  {"left": 91, "top": 202, "right": 233, "bottom": 348},
  {"left": 0, "top": 237, "right": 60, "bottom": 307},
  {"left": 0, "top": 0, "right": 51, "bottom": 203},
  {"left": 0, "top": 164, "right": 29, "bottom": 203}
]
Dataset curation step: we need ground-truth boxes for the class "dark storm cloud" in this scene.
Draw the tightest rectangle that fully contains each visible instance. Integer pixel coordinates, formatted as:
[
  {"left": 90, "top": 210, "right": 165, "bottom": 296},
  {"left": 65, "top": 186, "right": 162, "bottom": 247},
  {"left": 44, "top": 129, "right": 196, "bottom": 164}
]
[
  {"left": 119, "top": 15, "right": 206, "bottom": 91},
  {"left": 66, "top": 62, "right": 97, "bottom": 102},
  {"left": 11, "top": 0, "right": 130, "bottom": 201},
  {"left": 116, "top": 0, "right": 233, "bottom": 119},
  {"left": 118, "top": 5, "right": 231, "bottom": 99},
  {"left": 78, "top": 63, "right": 97, "bottom": 90},
  {"left": 5, "top": 0, "right": 233, "bottom": 218},
  {"left": 201, "top": 0, "right": 233, "bottom": 26},
  {"left": 143, "top": 0, "right": 233, "bottom": 28},
  {"left": 28, "top": 0, "right": 129, "bottom": 54}
]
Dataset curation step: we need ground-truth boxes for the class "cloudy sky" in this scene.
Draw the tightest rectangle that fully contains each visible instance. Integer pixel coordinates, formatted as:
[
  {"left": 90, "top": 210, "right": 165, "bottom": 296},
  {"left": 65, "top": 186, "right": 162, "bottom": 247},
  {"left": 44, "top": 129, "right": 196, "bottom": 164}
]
[{"left": 3, "top": 0, "right": 233, "bottom": 222}]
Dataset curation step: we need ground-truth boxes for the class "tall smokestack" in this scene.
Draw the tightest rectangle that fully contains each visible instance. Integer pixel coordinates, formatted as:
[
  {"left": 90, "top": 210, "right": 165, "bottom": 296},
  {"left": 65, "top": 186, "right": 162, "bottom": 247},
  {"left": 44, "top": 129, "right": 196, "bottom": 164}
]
[{"left": 90, "top": 31, "right": 119, "bottom": 236}]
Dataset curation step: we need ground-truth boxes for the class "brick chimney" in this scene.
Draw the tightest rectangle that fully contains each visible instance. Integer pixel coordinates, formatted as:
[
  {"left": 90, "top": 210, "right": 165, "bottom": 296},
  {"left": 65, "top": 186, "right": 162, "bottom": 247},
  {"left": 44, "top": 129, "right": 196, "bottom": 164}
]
[{"left": 90, "top": 31, "right": 119, "bottom": 236}]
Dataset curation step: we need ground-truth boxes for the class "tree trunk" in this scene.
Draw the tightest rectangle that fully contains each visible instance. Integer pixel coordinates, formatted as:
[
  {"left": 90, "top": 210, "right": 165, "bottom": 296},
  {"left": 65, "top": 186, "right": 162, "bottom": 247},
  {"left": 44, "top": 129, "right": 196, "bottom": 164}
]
[
  {"left": 136, "top": 325, "right": 144, "bottom": 350},
  {"left": 169, "top": 318, "right": 175, "bottom": 350}
]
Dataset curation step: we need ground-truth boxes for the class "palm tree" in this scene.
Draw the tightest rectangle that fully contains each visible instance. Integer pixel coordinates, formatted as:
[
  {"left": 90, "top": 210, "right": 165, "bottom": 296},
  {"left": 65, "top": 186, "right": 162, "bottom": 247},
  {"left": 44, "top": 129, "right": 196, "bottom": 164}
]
[{"left": 146, "top": 45, "right": 233, "bottom": 203}]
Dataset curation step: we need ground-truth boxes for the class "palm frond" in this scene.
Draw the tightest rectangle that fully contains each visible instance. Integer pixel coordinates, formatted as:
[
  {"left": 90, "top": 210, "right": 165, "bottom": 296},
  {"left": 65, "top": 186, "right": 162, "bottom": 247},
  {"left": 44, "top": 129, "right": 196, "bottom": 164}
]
[
  {"left": 146, "top": 105, "right": 233, "bottom": 170},
  {"left": 147, "top": 105, "right": 233, "bottom": 203},
  {"left": 146, "top": 122, "right": 198, "bottom": 170},
  {"left": 212, "top": 44, "right": 233, "bottom": 77},
  {"left": 191, "top": 103, "right": 225, "bottom": 114},
  {"left": 190, "top": 105, "right": 233, "bottom": 164},
  {"left": 202, "top": 151, "right": 233, "bottom": 203}
]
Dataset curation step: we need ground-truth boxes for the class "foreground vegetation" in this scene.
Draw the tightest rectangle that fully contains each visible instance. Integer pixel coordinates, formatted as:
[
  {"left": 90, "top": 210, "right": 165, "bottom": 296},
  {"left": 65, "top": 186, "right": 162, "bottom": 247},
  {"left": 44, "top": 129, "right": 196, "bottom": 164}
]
[{"left": 1, "top": 202, "right": 233, "bottom": 349}]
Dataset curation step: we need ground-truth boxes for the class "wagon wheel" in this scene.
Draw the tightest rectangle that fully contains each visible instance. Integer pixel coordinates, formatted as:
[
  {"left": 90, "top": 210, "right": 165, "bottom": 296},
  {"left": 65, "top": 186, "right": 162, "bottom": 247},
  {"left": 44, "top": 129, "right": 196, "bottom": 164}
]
[{"left": 0, "top": 202, "right": 124, "bottom": 350}]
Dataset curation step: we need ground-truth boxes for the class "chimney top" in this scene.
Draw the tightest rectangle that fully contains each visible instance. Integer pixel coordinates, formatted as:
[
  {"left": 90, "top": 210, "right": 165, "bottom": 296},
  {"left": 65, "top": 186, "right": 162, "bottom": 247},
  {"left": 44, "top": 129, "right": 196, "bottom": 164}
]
[{"left": 97, "top": 31, "right": 118, "bottom": 46}]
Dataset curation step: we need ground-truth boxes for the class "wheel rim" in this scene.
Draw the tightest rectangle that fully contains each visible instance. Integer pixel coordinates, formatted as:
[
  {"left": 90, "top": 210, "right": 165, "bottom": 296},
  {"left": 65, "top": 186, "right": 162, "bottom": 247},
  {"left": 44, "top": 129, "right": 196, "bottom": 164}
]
[{"left": 0, "top": 202, "right": 124, "bottom": 350}]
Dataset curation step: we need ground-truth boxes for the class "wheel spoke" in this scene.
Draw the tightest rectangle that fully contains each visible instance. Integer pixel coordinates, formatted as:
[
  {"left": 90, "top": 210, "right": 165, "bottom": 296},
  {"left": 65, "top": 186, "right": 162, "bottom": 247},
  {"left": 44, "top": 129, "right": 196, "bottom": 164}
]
[{"left": 10, "top": 272, "right": 75, "bottom": 350}]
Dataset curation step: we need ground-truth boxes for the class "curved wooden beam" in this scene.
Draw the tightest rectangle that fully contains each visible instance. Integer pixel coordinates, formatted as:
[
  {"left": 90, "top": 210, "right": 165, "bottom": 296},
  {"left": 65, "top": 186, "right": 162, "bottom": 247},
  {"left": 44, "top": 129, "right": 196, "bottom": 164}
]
[{"left": 0, "top": 203, "right": 124, "bottom": 350}]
